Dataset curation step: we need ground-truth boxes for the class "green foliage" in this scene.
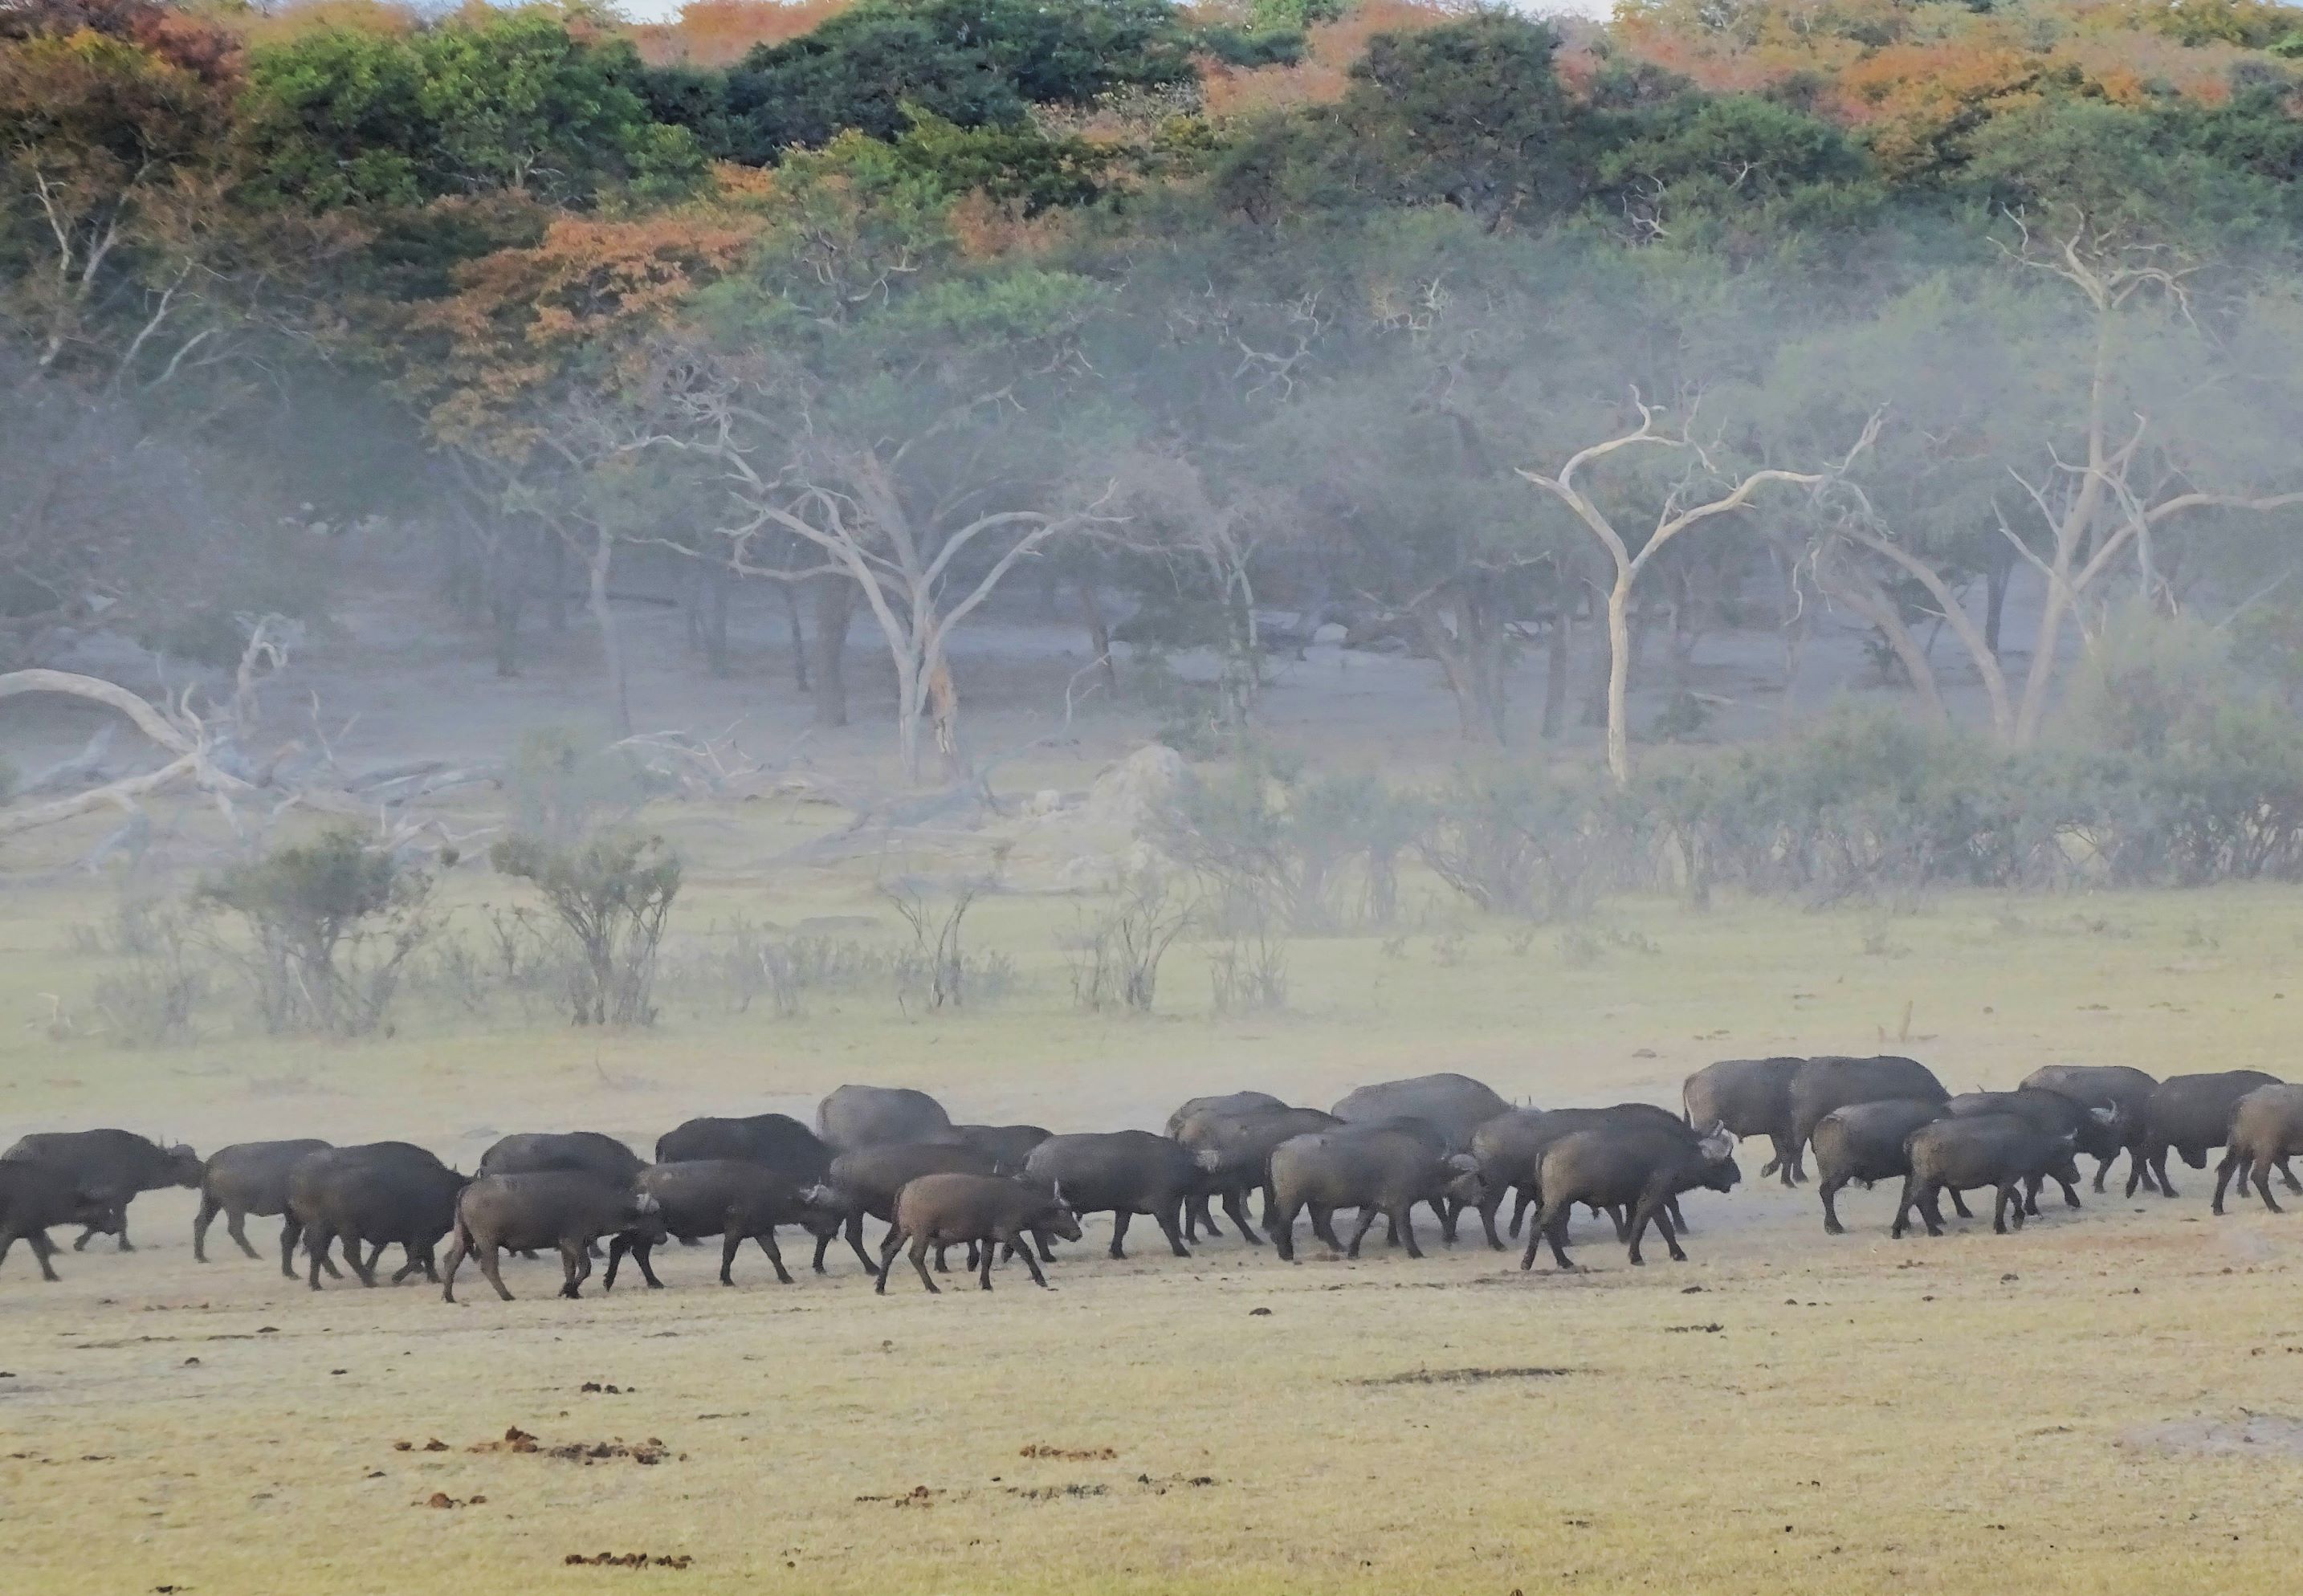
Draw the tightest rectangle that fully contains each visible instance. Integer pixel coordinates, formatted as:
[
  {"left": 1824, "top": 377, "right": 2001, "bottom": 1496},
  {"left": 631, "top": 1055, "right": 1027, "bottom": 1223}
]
[
  {"left": 241, "top": 11, "right": 704, "bottom": 209},
  {"left": 196, "top": 828, "right": 436, "bottom": 1035},
  {"left": 2065, "top": 606, "right": 2244, "bottom": 758},
  {"left": 716, "top": 0, "right": 1195, "bottom": 160},
  {"left": 491, "top": 829, "right": 682, "bottom": 1026}
]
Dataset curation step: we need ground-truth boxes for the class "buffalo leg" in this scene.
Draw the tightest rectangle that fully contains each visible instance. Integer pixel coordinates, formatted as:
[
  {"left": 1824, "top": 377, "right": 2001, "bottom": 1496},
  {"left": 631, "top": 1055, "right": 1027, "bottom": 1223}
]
[
  {"left": 1527, "top": 1203, "right": 1575, "bottom": 1271},
  {"left": 1154, "top": 1200, "right": 1190, "bottom": 1259},
  {"left": 2055, "top": 1172, "right": 2081, "bottom": 1211},
  {"left": 1270, "top": 1199, "right": 1302, "bottom": 1262},
  {"left": 305, "top": 1224, "right": 334, "bottom": 1290},
  {"left": 1309, "top": 1204, "right": 1343, "bottom": 1254},
  {"left": 1396, "top": 1204, "right": 1423, "bottom": 1260},
  {"left": 1435, "top": 1196, "right": 1458, "bottom": 1246},
  {"left": 476, "top": 1242, "right": 514, "bottom": 1301},
  {"left": 440, "top": 1232, "right": 468, "bottom": 1302},
  {"left": 1652, "top": 1203, "right": 1685, "bottom": 1262},
  {"left": 1771, "top": 1133, "right": 1799, "bottom": 1187},
  {"left": 1666, "top": 1195, "right": 1689, "bottom": 1235},
  {"left": 1891, "top": 1177, "right": 1921, "bottom": 1240},
  {"left": 279, "top": 1218, "right": 301, "bottom": 1279},
  {"left": 559, "top": 1240, "right": 589, "bottom": 1297},
  {"left": 1994, "top": 1180, "right": 2021, "bottom": 1234},
  {"left": 1820, "top": 1175, "right": 1848, "bottom": 1236},
  {"left": 344, "top": 1234, "right": 380, "bottom": 1288},
  {"left": 1012, "top": 1230, "right": 1051, "bottom": 1288},
  {"left": 602, "top": 1236, "right": 630, "bottom": 1291},
  {"left": 907, "top": 1232, "right": 940, "bottom": 1295},
  {"left": 2154, "top": 1148, "right": 2179, "bottom": 1199},
  {"left": 1343, "top": 1204, "right": 1381, "bottom": 1260},
  {"left": 1509, "top": 1187, "right": 1535, "bottom": 1239},
  {"left": 754, "top": 1230, "right": 793, "bottom": 1285},
  {"left": 710, "top": 1232, "right": 742, "bottom": 1286},
  {"left": 1477, "top": 1188, "right": 1506, "bottom": 1251},
  {"left": 812, "top": 1230, "right": 834, "bottom": 1274},
  {"left": 1220, "top": 1188, "right": 1264, "bottom": 1245},
  {"left": 225, "top": 1207, "right": 259, "bottom": 1259},
  {"left": 31, "top": 1231, "right": 63, "bottom": 1281},
  {"left": 193, "top": 1194, "right": 220, "bottom": 1262},
  {"left": 2278, "top": 1155, "right": 2301, "bottom": 1194},
  {"left": 2253, "top": 1158, "right": 2284, "bottom": 1215},
  {"left": 1108, "top": 1210, "right": 1132, "bottom": 1260},
  {"left": 843, "top": 1213, "right": 877, "bottom": 1273},
  {"left": 1947, "top": 1187, "right": 1975, "bottom": 1220},
  {"left": 2213, "top": 1150, "right": 2244, "bottom": 1215},
  {"left": 977, "top": 1233, "right": 997, "bottom": 1291},
  {"left": 873, "top": 1225, "right": 906, "bottom": 1294},
  {"left": 2020, "top": 1174, "right": 2043, "bottom": 1219}
]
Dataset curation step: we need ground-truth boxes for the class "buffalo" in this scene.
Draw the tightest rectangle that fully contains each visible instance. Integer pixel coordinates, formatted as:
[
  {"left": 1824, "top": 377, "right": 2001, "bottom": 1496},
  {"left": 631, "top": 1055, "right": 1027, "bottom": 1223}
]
[
  {"left": 287, "top": 1143, "right": 467, "bottom": 1290},
  {"left": 874, "top": 1173, "right": 1082, "bottom": 1294},
  {"left": 194, "top": 1139, "right": 331, "bottom": 1264},
  {"left": 1683, "top": 1057, "right": 1806, "bottom": 1184},
  {"left": 0, "top": 1160, "right": 116, "bottom": 1281},
  {"left": 1331, "top": 1073, "right": 1511, "bottom": 1152},
  {"left": 2130, "top": 1070, "right": 2289, "bottom": 1199},
  {"left": 1265, "top": 1128, "right": 1484, "bottom": 1262},
  {"left": 2, "top": 1130, "right": 202, "bottom": 1252},
  {"left": 1946, "top": 1089, "right": 2121, "bottom": 1214},
  {"left": 949, "top": 1123, "right": 1053, "bottom": 1171},
  {"left": 818, "top": 1142, "right": 1004, "bottom": 1272},
  {"left": 1524, "top": 1125, "right": 1739, "bottom": 1269},
  {"left": 2019, "top": 1065, "right": 2159, "bottom": 1191},
  {"left": 2213, "top": 1085, "right": 2303, "bottom": 1215},
  {"left": 1788, "top": 1057, "right": 1949, "bottom": 1166},
  {"left": 442, "top": 1172, "right": 665, "bottom": 1301},
  {"left": 1023, "top": 1131, "right": 1199, "bottom": 1260},
  {"left": 1468, "top": 1105, "right": 1697, "bottom": 1250},
  {"left": 477, "top": 1131, "right": 647, "bottom": 1183},
  {"left": 1168, "top": 1093, "right": 1290, "bottom": 1240},
  {"left": 1811, "top": 1099, "right": 1953, "bottom": 1235},
  {"left": 604, "top": 1161, "right": 845, "bottom": 1288},
  {"left": 1894, "top": 1116, "right": 2081, "bottom": 1237},
  {"left": 1183, "top": 1106, "right": 1342, "bottom": 1244},
  {"left": 815, "top": 1085, "right": 956, "bottom": 1154},
  {"left": 655, "top": 1113, "right": 832, "bottom": 1179}
]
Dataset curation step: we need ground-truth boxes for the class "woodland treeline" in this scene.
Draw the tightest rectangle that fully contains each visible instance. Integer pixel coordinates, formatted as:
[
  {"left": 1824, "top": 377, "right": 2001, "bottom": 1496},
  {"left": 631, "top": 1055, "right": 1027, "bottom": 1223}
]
[{"left": 8, "top": 0, "right": 2303, "bottom": 790}]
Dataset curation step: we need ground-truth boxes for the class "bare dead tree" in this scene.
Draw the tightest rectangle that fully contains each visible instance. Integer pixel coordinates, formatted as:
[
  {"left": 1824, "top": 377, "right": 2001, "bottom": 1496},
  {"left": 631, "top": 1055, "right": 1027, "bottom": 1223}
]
[{"left": 1519, "top": 394, "right": 1881, "bottom": 784}]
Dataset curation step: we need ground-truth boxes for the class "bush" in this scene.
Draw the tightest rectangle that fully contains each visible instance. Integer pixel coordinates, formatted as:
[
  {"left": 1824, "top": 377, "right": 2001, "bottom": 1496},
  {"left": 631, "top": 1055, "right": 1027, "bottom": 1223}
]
[
  {"left": 196, "top": 827, "right": 436, "bottom": 1036},
  {"left": 491, "top": 831, "right": 682, "bottom": 1026},
  {"left": 1416, "top": 763, "right": 1619, "bottom": 920},
  {"left": 1161, "top": 752, "right": 1417, "bottom": 931},
  {"left": 1068, "top": 869, "right": 1196, "bottom": 1012}
]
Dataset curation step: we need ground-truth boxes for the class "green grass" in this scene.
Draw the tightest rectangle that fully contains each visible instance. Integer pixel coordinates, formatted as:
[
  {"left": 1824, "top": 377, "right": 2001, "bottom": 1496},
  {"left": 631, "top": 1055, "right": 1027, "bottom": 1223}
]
[{"left": 5, "top": 824, "right": 2303, "bottom": 1594}]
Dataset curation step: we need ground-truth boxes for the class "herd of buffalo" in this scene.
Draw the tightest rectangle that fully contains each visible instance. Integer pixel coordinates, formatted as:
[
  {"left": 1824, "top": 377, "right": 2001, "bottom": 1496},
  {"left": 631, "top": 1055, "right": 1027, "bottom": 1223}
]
[{"left": 3, "top": 1057, "right": 2301, "bottom": 1300}]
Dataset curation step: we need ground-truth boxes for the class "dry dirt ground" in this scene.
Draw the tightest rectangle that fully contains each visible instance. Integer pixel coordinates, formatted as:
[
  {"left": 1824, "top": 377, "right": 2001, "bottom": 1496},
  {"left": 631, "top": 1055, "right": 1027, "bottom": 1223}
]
[{"left": 6, "top": 871, "right": 2303, "bottom": 1594}]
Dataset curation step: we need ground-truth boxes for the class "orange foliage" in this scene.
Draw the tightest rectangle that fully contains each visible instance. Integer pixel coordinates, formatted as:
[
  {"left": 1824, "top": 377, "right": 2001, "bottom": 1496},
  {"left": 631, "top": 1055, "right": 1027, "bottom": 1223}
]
[
  {"left": 947, "top": 189, "right": 1073, "bottom": 263},
  {"left": 1197, "top": 0, "right": 1469, "bottom": 120},
  {"left": 630, "top": 0, "right": 855, "bottom": 67},
  {"left": 406, "top": 195, "right": 763, "bottom": 455},
  {"left": 233, "top": 0, "right": 423, "bottom": 47}
]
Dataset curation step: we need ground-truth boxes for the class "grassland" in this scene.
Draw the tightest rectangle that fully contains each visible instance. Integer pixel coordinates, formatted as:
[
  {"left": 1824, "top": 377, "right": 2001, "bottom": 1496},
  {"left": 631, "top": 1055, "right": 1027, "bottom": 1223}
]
[{"left": 5, "top": 824, "right": 2303, "bottom": 1594}]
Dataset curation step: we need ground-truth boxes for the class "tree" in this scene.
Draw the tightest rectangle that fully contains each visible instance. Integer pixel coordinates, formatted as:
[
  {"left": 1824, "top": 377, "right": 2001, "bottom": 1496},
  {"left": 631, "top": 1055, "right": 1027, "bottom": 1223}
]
[
  {"left": 240, "top": 10, "right": 705, "bottom": 210},
  {"left": 1520, "top": 393, "right": 1877, "bottom": 784}
]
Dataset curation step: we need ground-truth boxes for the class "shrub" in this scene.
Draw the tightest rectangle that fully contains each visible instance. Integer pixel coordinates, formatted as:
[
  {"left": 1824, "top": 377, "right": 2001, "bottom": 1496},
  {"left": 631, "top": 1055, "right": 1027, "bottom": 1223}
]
[
  {"left": 491, "top": 831, "right": 682, "bottom": 1026},
  {"left": 1067, "top": 869, "right": 1196, "bottom": 1012},
  {"left": 1416, "top": 763, "right": 1617, "bottom": 919},
  {"left": 504, "top": 727, "right": 654, "bottom": 842},
  {"left": 195, "top": 827, "right": 436, "bottom": 1036}
]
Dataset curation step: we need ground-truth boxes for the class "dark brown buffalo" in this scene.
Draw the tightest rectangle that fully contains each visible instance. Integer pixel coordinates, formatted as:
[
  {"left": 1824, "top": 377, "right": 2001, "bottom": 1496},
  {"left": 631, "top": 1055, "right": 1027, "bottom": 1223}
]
[
  {"left": 603, "top": 1161, "right": 845, "bottom": 1289},
  {"left": 1468, "top": 1105, "right": 1697, "bottom": 1249},
  {"left": 1811, "top": 1099, "right": 1954, "bottom": 1235},
  {"left": 288, "top": 1145, "right": 467, "bottom": 1290},
  {"left": 654, "top": 1114, "right": 832, "bottom": 1179},
  {"left": 2, "top": 1130, "right": 202, "bottom": 1252},
  {"left": 1265, "top": 1129, "right": 1485, "bottom": 1262},
  {"left": 1331, "top": 1073, "right": 1511, "bottom": 1151},
  {"left": 874, "top": 1173, "right": 1083, "bottom": 1294},
  {"left": 194, "top": 1139, "right": 330, "bottom": 1263},
  {"left": 1788, "top": 1057, "right": 1949, "bottom": 1166},
  {"left": 2019, "top": 1065, "right": 2159, "bottom": 1191},
  {"left": 2214, "top": 1085, "right": 2303, "bottom": 1215},
  {"left": 1024, "top": 1131, "right": 1200, "bottom": 1259},
  {"left": 0, "top": 1160, "right": 116, "bottom": 1281},
  {"left": 1165, "top": 1092, "right": 1287, "bottom": 1139},
  {"left": 1683, "top": 1057, "right": 1807, "bottom": 1184},
  {"left": 1167, "top": 1093, "right": 1288, "bottom": 1241},
  {"left": 477, "top": 1131, "right": 647, "bottom": 1183},
  {"left": 1894, "top": 1116, "right": 2081, "bottom": 1238},
  {"left": 818, "top": 1142, "right": 1002, "bottom": 1272},
  {"left": 2130, "top": 1070, "right": 2288, "bottom": 1199},
  {"left": 442, "top": 1172, "right": 666, "bottom": 1302},
  {"left": 814, "top": 1085, "right": 956, "bottom": 1154},
  {"left": 1524, "top": 1126, "right": 1739, "bottom": 1269},
  {"left": 1946, "top": 1089, "right": 2121, "bottom": 1215},
  {"left": 1184, "top": 1106, "right": 1342, "bottom": 1244},
  {"left": 949, "top": 1124, "right": 1053, "bottom": 1171}
]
